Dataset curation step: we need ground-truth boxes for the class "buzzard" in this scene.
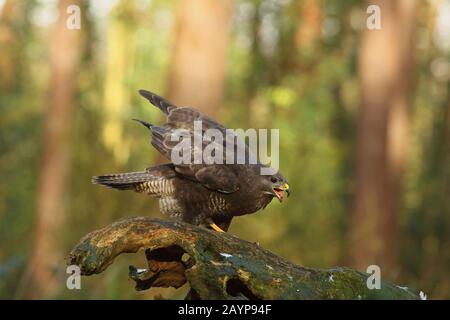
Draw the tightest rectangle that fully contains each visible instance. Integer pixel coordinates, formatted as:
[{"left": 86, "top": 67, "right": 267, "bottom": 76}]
[{"left": 92, "top": 90, "right": 290, "bottom": 232}]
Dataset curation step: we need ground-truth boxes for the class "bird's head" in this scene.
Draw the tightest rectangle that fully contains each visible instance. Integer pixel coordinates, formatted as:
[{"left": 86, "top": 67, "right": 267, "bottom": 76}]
[{"left": 259, "top": 172, "right": 290, "bottom": 202}]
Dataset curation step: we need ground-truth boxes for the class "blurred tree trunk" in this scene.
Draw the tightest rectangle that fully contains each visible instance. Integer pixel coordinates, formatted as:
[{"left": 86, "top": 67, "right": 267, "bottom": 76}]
[
  {"left": 0, "top": 0, "right": 21, "bottom": 91},
  {"left": 102, "top": 1, "right": 137, "bottom": 165},
  {"left": 166, "top": 0, "right": 233, "bottom": 117},
  {"left": 25, "top": 0, "right": 83, "bottom": 298},
  {"left": 350, "top": 0, "right": 417, "bottom": 275},
  {"left": 294, "top": 0, "right": 322, "bottom": 50}
]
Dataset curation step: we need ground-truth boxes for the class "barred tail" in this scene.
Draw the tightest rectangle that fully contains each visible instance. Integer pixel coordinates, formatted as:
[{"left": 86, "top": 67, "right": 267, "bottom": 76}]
[{"left": 92, "top": 171, "right": 153, "bottom": 190}]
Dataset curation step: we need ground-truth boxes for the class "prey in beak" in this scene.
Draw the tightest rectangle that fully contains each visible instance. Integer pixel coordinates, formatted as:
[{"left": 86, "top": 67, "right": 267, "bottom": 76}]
[{"left": 273, "top": 183, "right": 290, "bottom": 202}]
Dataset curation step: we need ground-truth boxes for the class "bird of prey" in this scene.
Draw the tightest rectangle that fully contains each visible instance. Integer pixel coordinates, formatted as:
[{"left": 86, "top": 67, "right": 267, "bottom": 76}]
[{"left": 92, "top": 90, "right": 290, "bottom": 232}]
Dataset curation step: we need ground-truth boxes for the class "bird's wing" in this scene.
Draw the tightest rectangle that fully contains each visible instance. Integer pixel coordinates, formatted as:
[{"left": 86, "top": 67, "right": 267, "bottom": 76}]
[
  {"left": 139, "top": 89, "right": 257, "bottom": 160},
  {"left": 139, "top": 89, "right": 226, "bottom": 132},
  {"left": 137, "top": 89, "right": 257, "bottom": 193},
  {"left": 166, "top": 107, "right": 227, "bottom": 132},
  {"left": 139, "top": 89, "right": 177, "bottom": 115},
  {"left": 193, "top": 166, "right": 240, "bottom": 193},
  {"left": 144, "top": 163, "right": 177, "bottom": 178},
  {"left": 175, "top": 165, "right": 239, "bottom": 193},
  {"left": 146, "top": 124, "right": 240, "bottom": 193}
]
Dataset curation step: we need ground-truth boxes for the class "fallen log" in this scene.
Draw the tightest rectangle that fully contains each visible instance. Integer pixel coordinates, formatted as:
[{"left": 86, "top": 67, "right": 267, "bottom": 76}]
[{"left": 67, "top": 216, "right": 418, "bottom": 300}]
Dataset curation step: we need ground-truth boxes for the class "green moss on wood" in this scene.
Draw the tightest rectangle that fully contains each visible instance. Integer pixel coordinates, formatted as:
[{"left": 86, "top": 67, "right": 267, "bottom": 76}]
[{"left": 67, "top": 217, "right": 419, "bottom": 300}]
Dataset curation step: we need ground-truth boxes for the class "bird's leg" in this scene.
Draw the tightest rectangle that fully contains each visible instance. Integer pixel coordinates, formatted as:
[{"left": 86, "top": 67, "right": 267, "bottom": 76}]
[
  {"left": 209, "top": 222, "right": 226, "bottom": 233},
  {"left": 204, "top": 218, "right": 226, "bottom": 233}
]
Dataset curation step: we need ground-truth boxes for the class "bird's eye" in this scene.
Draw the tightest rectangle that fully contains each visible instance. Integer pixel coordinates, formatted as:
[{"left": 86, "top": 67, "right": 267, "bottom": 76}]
[{"left": 270, "top": 177, "right": 278, "bottom": 183}]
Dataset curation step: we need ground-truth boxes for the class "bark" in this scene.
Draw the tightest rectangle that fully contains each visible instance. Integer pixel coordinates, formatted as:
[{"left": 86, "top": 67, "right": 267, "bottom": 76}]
[
  {"left": 26, "top": 0, "right": 83, "bottom": 298},
  {"left": 166, "top": 0, "right": 233, "bottom": 117},
  {"left": 68, "top": 217, "right": 419, "bottom": 300},
  {"left": 351, "top": 0, "right": 417, "bottom": 273}
]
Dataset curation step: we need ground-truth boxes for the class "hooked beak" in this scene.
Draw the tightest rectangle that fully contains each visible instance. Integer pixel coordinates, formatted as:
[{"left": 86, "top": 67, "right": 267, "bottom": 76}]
[{"left": 273, "top": 183, "right": 290, "bottom": 202}]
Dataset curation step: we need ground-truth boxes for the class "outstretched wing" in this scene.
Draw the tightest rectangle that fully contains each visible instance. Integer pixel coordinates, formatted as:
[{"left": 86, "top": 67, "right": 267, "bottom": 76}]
[
  {"left": 136, "top": 89, "right": 259, "bottom": 193},
  {"left": 139, "top": 89, "right": 226, "bottom": 132},
  {"left": 138, "top": 89, "right": 176, "bottom": 115},
  {"left": 133, "top": 119, "right": 240, "bottom": 193}
]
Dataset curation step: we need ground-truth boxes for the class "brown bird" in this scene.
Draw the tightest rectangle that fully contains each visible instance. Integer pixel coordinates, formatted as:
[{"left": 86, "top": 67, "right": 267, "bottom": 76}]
[{"left": 92, "top": 90, "right": 290, "bottom": 232}]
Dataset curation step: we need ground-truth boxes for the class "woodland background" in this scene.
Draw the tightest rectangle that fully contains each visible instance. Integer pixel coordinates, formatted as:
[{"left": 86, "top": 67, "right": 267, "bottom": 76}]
[{"left": 0, "top": 0, "right": 449, "bottom": 299}]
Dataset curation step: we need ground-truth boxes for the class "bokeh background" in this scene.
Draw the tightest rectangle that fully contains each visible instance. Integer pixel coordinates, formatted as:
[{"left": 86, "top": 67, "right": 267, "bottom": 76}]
[{"left": 0, "top": 0, "right": 449, "bottom": 299}]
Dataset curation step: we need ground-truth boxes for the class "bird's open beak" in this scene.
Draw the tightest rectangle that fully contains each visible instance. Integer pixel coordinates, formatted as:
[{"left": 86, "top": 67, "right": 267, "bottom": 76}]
[{"left": 273, "top": 183, "right": 290, "bottom": 202}]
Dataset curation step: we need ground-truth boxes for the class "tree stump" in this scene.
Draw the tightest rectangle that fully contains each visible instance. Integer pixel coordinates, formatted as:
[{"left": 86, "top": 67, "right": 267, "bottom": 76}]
[{"left": 66, "top": 217, "right": 418, "bottom": 300}]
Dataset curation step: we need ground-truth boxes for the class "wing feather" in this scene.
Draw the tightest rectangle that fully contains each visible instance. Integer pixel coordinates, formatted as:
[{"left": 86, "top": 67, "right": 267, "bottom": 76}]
[{"left": 138, "top": 89, "right": 259, "bottom": 194}]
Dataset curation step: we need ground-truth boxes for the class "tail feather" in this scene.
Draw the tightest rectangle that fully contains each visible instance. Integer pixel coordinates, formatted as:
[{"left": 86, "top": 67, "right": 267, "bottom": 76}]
[{"left": 92, "top": 171, "right": 152, "bottom": 190}]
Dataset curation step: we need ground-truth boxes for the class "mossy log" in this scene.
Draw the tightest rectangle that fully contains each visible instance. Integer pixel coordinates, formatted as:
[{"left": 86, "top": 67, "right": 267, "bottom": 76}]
[{"left": 67, "top": 216, "right": 418, "bottom": 300}]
